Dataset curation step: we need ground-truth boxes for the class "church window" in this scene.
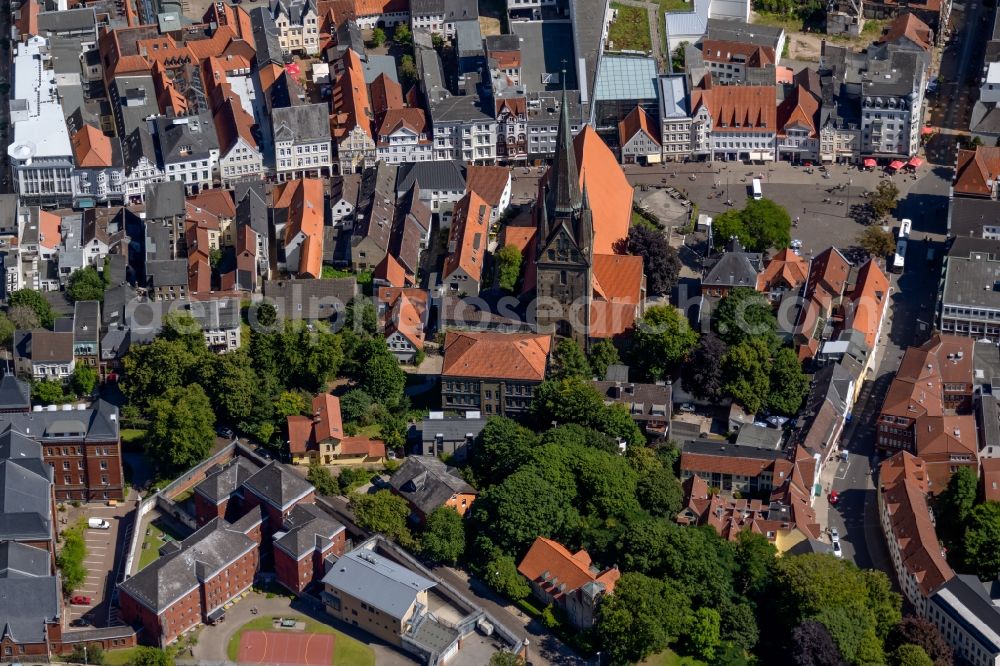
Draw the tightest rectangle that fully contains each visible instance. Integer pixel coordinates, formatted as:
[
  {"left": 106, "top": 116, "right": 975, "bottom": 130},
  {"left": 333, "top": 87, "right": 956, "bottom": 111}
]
[{"left": 560, "top": 271, "right": 567, "bottom": 285}]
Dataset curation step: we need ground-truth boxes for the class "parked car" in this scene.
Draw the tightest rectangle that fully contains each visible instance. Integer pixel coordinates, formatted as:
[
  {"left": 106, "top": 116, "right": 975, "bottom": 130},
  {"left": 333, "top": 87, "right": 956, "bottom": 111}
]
[
  {"left": 766, "top": 416, "right": 789, "bottom": 427},
  {"left": 70, "top": 596, "right": 91, "bottom": 605},
  {"left": 87, "top": 518, "right": 110, "bottom": 529},
  {"left": 70, "top": 618, "right": 90, "bottom": 627},
  {"left": 828, "top": 491, "right": 840, "bottom": 506},
  {"left": 679, "top": 403, "right": 696, "bottom": 413},
  {"left": 217, "top": 426, "right": 234, "bottom": 439},
  {"left": 829, "top": 527, "right": 839, "bottom": 540},
  {"left": 832, "top": 540, "right": 843, "bottom": 558}
]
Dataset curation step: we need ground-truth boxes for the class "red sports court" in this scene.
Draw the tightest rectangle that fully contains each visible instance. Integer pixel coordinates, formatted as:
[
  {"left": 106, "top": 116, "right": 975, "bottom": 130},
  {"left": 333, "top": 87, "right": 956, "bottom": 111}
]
[{"left": 238, "top": 630, "right": 334, "bottom": 665}]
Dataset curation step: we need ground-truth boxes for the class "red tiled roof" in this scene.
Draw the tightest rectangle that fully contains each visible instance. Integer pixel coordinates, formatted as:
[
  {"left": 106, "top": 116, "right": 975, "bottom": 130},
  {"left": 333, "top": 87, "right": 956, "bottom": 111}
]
[
  {"left": 777, "top": 85, "right": 820, "bottom": 137},
  {"left": 574, "top": 126, "right": 632, "bottom": 255},
  {"left": 954, "top": 147, "right": 1000, "bottom": 197},
  {"left": 701, "top": 39, "right": 776, "bottom": 67},
  {"left": 373, "top": 253, "right": 412, "bottom": 288},
  {"left": 466, "top": 165, "right": 511, "bottom": 208},
  {"left": 691, "top": 83, "right": 778, "bottom": 135},
  {"left": 72, "top": 125, "right": 114, "bottom": 168},
  {"left": 443, "top": 191, "right": 490, "bottom": 283},
  {"left": 382, "top": 288, "right": 428, "bottom": 350},
  {"left": 188, "top": 189, "right": 236, "bottom": 220},
  {"left": 879, "top": 12, "right": 933, "bottom": 51},
  {"left": 442, "top": 331, "right": 551, "bottom": 381},
  {"left": 369, "top": 73, "right": 404, "bottom": 117},
  {"left": 275, "top": 179, "right": 325, "bottom": 279},
  {"left": 38, "top": 211, "right": 61, "bottom": 250},
  {"left": 518, "top": 537, "right": 620, "bottom": 599},
  {"left": 618, "top": 106, "right": 660, "bottom": 148},
  {"left": 984, "top": 458, "right": 1000, "bottom": 502},
  {"left": 758, "top": 248, "right": 808, "bottom": 292},
  {"left": 331, "top": 49, "right": 373, "bottom": 142},
  {"left": 845, "top": 258, "right": 889, "bottom": 350},
  {"left": 339, "top": 436, "right": 386, "bottom": 457},
  {"left": 377, "top": 108, "right": 429, "bottom": 142}
]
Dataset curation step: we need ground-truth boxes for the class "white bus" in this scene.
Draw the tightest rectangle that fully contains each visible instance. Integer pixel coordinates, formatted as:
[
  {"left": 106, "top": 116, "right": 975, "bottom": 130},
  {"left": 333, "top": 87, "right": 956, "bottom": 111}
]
[
  {"left": 752, "top": 178, "right": 763, "bottom": 200},
  {"left": 892, "top": 238, "right": 907, "bottom": 273},
  {"left": 897, "top": 218, "right": 912, "bottom": 240}
]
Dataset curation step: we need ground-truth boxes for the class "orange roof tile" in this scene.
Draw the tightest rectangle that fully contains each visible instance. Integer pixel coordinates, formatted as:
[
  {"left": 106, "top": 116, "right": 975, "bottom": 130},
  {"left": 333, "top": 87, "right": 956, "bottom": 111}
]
[
  {"left": 383, "top": 288, "right": 428, "bottom": 350},
  {"left": 188, "top": 189, "right": 236, "bottom": 219},
  {"left": 377, "top": 108, "right": 429, "bottom": 142},
  {"left": 369, "top": 73, "right": 404, "bottom": 116},
  {"left": 331, "top": 49, "right": 373, "bottom": 142},
  {"left": 954, "top": 147, "right": 1000, "bottom": 197},
  {"left": 275, "top": 178, "right": 325, "bottom": 279},
  {"left": 312, "top": 393, "right": 344, "bottom": 443},
  {"left": 618, "top": 106, "right": 660, "bottom": 148},
  {"left": 777, "top": 85, "right": 820, "bottom": 138},
  {"left": 574, "top": 126, "right": 631, "bottom": 255},
  {"left": 287, "top": 415, "right": 313, "bottom": 454},
  {"left": 373, "top": 253, "right": 411, "bottom": 288},
  {"left": 38, "top": 211, "right": 61, "bottom": 250},
  {"left": 846, "top": 259, "right": 889, "bottom": 350},
  {"left": 442, "top": 330, "right": 551, "bottom": 381},
  {"left": 339, "top": 436, "right": 387, "bottom": 458},
  {"left": 592, "top": 254, "right": 643, "bottom": 303},
  {"left": 879, "top": 12, "right": 933, "bottom": 51},
  {"left": 499, "top": 225, "right": 536, "bottom": 255},
  {"left": 72, "top": 125, "right": 114, "bottom": 168},
  {"left": 983, "top": 458, "right": 1000, "bottom": 502},
  {"left": 701, "top": 39, "right": 776, "bottom": 67},
  {"left": 518, "top": 537, "right": 620, "bottom": 599},
  {"left": 19, "top": 0, "right": 39, "bottom": 38},
  {"left": 758, "top": 248, "right": 808, "bottom": 293},
  {"left": 691, "top": 84, "right": 778, "bottom": 135},
  {"left": 466, "top": 165, "right": 511, "bottom": 208},
  {"left": 443, "top": 191, "right": 490, "bottom": 283}
]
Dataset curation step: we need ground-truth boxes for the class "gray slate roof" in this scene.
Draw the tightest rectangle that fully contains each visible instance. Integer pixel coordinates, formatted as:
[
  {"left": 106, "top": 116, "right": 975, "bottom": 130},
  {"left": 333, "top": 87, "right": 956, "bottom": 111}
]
[
  {"left": 389, "top": 456, "right": 476, "bottom": 516},
  {"left": 321, "top": 545, "right": 435, "bottom": 619},
  {"left": 273, "top": 104, "right": 331, "bottom": 143},
  {"left": 241, "top": 461, "right": 314, "bottom": 510},
  {"left": 118, "top": 518, "right": 257, "bottom": 613},
  {"left": 262, "top": 278, "right": 358, "bottom": 321},
  {"left": 193, "top": 457, "right": 261, "bottom": 504},
  {"left": 396, "top": 161, "right": 465, "bottom": 194},
  {"left": 274, "top": 503, "right": 344, "bottom": 559},
  {"left": 152, "top": 113, "right": 219, "bottom": 165},
  {"left": 0, "top": 375, "right": 31, "bottom": 412},
  {"left": 145, "top": 181, "right": 186, "bottom": 220},
  {"left": 37, "top": 7, "right": 97, "bottom": 35},
  {"left": 417, "top": 416, "right": 488, "bottom": 443},
  {"left": 0, "top": 400, "right": 120, "bottom": 443},
  {"left": 146, "top": 259, "right": 187, "bottom": 288},
  {"left": 0, "top": 575, "right": 60, "bottom": 643},
  {"left": 74, "top": 301, "right": 100, "bottom": 344},
  {"left": 235, "top": 182, "right": 269, "bottom": 239},
  {"left": 250, "top": 6, "right": 284, "bottom": 68},
  {"left": 0, "top": 541, "right": 50, "bottom": 578},
  {"left": 930, "top": 574, "right": 1000, "bottom": 654},
  {"left": 703, "top": 241, "right": 763, "bottom": 288},
  {"left": 0, "top": 431, "right": 51, "bottom": 542}
]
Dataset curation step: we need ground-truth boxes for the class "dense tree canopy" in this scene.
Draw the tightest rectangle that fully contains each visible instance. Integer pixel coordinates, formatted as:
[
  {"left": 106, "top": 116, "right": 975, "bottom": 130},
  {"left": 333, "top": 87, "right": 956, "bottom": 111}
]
[
  {"left": 723, "top": 338, "right": 772, "bottom": 414},
  {"left": 857, "top": 226, "right": 896, "bottom": 258},
  {"left": 961, "top": 501, "right": 1000, "bottom": 579},
  {"left": 532, "top": 377, "right": 644, "bottom": 446},
  {"left": 147, "top": 385, "right": 215, "bottom": 471},
  {"left": 421, "top": 507, "right": 466, "bottom": 565},
  {"left": 350, "top": 490, "right": 414, "bottom": 546},
  {"left": 9, "top": 289, "right": 55, "bottom": 328},
  {"left": 885, "top": 617, "right": 952, "bottom": 666},
  {"left": 629, "top": 305, "right": 699, "bottom": 380},
  {"left": 71, "top": 364, "right": 98, "bottom": 397},
  {"left": 597, "top": 573, "right": 692, "bottom": 665},
  {"left": 549, "top": 338, "right": 592, "bottom": 380},
  {"left": 768, "top": 347, "right": 811, "bottom": 415},
  {"left": 626, "top": 225, "right": 681, "bottom": 295},
  {"left": 66, "top": 266, "right": 106, "bottom": 302},
  {"left": 682, "top": 332, "right": 728, "bottom": 402},
  {"left": 791, "top": 621, "right": 847, "bottom": 666},
  {"left": 714, "top": 287, "right": 778, "bottom": 346},
  {"left": 587, "top": 338, "right": 621, "bottom": 380},
  {"left": 713, "top": 199, "right": 792, "bottom": 251},
  {"left": 495, "top": 244, "right": 523, "bottom": 293}
]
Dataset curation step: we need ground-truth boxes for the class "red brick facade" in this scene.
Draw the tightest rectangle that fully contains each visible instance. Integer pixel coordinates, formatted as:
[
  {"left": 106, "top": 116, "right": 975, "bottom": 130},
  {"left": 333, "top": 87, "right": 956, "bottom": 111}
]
[
  {"left": 42, "top": 438, "right": 125, "bottom": 502},
  {"left": 194, "top": 492, "right": 228, "bottom": 526},
  {"left": 274, "top": 529, "right": 346, "bottom": 594}
]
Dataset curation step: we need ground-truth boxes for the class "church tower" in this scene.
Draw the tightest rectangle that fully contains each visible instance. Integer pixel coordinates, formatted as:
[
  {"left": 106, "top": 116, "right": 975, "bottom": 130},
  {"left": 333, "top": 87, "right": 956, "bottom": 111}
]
[{"left": 534, "top": 86, "right": 594, "bottom": 348}]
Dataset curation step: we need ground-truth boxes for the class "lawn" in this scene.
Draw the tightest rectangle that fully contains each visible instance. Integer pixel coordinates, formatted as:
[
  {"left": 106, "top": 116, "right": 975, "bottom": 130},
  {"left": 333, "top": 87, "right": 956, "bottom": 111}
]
[
  {"left": 609, "top": 3, "right": 652, "bottom": 51},
  {"left": 138, "top": 520, "right": 185, "bottom": 570},
  {"left": 632, "top": 210, "right": 660, "bottom": 230},
  {"left": 641, "top": 648, "right": 709, "bottom": 666},
  {"left": 226, "top": 615, "right": 375, "bottom": 666},
  {"left": 658, "top": 0, "right": 693, "bottom": 12},
  {"left": 120, "top": 429, "right": 146, "bottom": 446},
  {"left": 104, "top": 647, "right": 142, "bottom": 666}
]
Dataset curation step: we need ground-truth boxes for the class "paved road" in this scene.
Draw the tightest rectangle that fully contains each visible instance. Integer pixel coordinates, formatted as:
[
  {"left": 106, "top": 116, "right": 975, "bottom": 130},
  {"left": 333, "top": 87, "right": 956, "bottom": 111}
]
[{"left": 826, "top": 165, "right": 950, "bottom": 574}]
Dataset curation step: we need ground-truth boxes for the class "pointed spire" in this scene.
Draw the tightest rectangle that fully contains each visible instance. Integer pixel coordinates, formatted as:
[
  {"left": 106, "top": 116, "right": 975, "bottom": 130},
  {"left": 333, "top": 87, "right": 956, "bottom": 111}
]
[
  {"left": 548, "top": 79, "right": 581, "bottom": 216},
  {"left": 577, "top": 181, "right": 594, "bottom": 256}
]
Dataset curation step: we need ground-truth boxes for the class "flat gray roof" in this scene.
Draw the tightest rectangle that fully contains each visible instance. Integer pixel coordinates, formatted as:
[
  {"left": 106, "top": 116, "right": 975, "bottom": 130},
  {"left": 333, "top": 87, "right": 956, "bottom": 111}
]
[
  {"left": 510, "top": 20, "right": 578, "bottom": 93},
  {"left": 322, "top": 546, "right": 435, "bottom": 619}
]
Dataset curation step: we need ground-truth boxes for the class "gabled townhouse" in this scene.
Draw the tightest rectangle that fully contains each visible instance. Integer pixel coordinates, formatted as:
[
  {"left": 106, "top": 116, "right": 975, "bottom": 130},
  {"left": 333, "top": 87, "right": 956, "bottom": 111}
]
[
  {"left": 388, "top": 455, "right": 477, "bottom": 521},
  {"left": 410, "top": 0, "right": 479, "bottom": 38},
  {"left": 13, "top": 329, "right": 75, "bottom": 382},
  {"left": 150, "top": 114, "right": 220, "bottom": 194},
  {"left": 876, "top": 334, "right": 977, "bottom": 492},
  {"left": 146, "top": 260, "right": 188, "bottom": 301},
  {"left": 390, "top": 185, "right": 432, "bottom": 277},
  {"left": 441, "top": 330, "right": 551, "bottom": 416},
  {"left": 376, "top": 108, "right": 435, "bottom": 164},
  {"left": 188, "top": 188, "right": 237, "bottom": 247},
  {"left": 331, "top": 49, "right": 376, "bottom": 174},
  {"left": 81, "top": 209, "right": 116, "bottom": 269},
  {"left": 777, "top": 84, "right": 821, "bottom": 164},
  {"left": 701, "top": 239, "right": 763, "bottom": 298},
  {"left": 330, "top": 173, "right": 362, "bottom": 228},
  {"left": 145, "top": 181, "right": 188, "bottom": 261},
  {"left": 111, "top": 76, "right": 167, "bottom": 200},
  {"left": 220, "top": 225, "right": 259, "bottom": 293},
  {"left": 442, "top": 191, "right": 489, "bottom": 297},
  {"left": 351, "top": 162, "right": 398, "bottom": 270},
  {"left": 465, "top": 164, "right": 512, "bottom": 225},
  {"left": 422, "top": 50, "right": 498, "bottom": 164},
  {"left": 273, "top": 178, "right": 324, "bottom": 279},
  {"left": 877, "top": 451, "right": 953, "bottom": 617},
  {"left": 692, "top": 39, "right": 778, "bottom": 86},
  {"left": 235, "top": 182, "right": 271, "bottom": 280},
  {"left": 73, "top": 300, "right": 101, "bottom": 371},
  {"left": 272, "top": 104, "right": 333, "bottom": 181},
  {"left": 270, "top": 0, "right": 320, "bottom": 55},
  {"left": 618, "top": 106, "right": 661, "bottom": 165},
  {"left": 518, "top": 537, "right": 619, "bottom": 630},
  {"left": 71, "top": 124, "right": 125, "bottom": 206},
  {"left": 690, "top": 78, "right": 777, "bottom": 162},
  {"left": 395, "top": 161, "right": 466, "bottom": 216},
  {"left": 262, "top": 277, "right": 358, "bottom": 323},
  {"left": 213, "top": 97, "right": 263, "bottom": 186},
  {"left": 378, "top": 286, "right": 429, "bottom": 362},
  {"left": 793, "top": 246, "right": 853, "bottom": 360},
  {"left": 592, "top": 371, "right": 672, "bottom": 438},
  {"left": 657, "top": 74, "right": 694, "bottom": 162},
  {"left": 757, "top": 248, "right": 808, "bottom": 302},
  {"left": 287, "top": 393, "right": 344, "bottom": 465}
]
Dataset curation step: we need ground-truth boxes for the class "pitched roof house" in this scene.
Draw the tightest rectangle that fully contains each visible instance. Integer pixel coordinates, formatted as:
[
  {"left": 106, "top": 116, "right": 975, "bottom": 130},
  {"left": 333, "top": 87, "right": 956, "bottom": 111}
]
[
  {"left": 954, "top": 147, "right": 1000, "bottom": 198},
  {"left": 442, "top": 191, "right": 490, "bottom": 297},
  {"left": 388, "top": 456, "right": 477, "bottom": 521},
  {"left": 757, "top": 248, "right": 808, "bottom": 301},
  {"left": 287, "top": 393, "right": 343, "bottom": 464},
  {"left": 273, "top": 178, "right": 324, "bottom": 278}
]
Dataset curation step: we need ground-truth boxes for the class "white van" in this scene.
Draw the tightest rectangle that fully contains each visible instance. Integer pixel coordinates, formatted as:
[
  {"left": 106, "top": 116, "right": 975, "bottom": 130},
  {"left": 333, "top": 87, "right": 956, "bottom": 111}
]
[
  {"left": 752, "top": 178, "right": 763, "bottom": 200},
  {"left": 87, "top": 518, "right": 111, "bottom": 529}
]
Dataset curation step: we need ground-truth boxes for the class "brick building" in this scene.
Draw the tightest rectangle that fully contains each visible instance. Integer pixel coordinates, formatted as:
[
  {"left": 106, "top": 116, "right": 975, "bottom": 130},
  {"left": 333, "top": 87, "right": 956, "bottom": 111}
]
[{"left": 273, "top": 503, "right": 346, "bottom": 594}]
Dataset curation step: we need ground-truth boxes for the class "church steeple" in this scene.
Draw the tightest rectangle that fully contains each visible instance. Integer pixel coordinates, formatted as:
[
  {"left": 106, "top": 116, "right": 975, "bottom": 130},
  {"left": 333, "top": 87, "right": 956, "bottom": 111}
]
[{"left": 547, "top": 81, "right": 581, "bottom": 216}]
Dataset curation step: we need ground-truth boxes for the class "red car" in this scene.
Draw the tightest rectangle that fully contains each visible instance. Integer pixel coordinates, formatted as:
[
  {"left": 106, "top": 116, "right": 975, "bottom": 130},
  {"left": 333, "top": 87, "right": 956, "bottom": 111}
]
[
  {"left": 70, "top": 595, "right": 91, "bottom": 605},
  {"left": 828, "top": 491, "right": 840, "bottom": 506}
]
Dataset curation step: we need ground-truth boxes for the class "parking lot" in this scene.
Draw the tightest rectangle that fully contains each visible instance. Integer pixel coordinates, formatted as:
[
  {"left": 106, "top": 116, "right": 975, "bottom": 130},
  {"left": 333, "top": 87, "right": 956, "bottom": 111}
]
[{"left": 60, "top": 502, "right": 134, "bottom": 628}]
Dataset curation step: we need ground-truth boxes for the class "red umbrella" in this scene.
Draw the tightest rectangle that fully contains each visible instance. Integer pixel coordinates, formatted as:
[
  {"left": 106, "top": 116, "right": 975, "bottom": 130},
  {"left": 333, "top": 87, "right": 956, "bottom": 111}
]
[
  {"left": 888, "top": 160, "right": 904, "bottom": 170},
  {"left": 907, "top": 156, "right": 923, "bottom": 168},
  {"left": 863, "top": 158, "right": 877, "bottom": 168},
  {"left": 921, "top": 126, "right": 935, "bottom": 136},
  {"left": 286, "top": 62, "right": 301, "bottom": 77}
]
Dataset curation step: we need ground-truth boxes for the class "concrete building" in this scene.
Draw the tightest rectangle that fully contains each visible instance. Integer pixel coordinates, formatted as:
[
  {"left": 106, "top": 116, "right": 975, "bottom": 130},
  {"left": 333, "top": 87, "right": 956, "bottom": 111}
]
[
  {"left": 416, "top": 412, "right": 487, "bottom": 460},
  {"left": 658, "top": 74, "right": 693, "bottom": 162},
  {"left": 272, "top": 104, "right": 333, "bottom": 181},
  {"left": 270, "top": 0, "right": 320, "bottom": 55},
  {"left": 150, "top": 114, "right": 220, "bottom": 194},
  {"left": 927, "top": 575, "right": 1000, "bottom": 666}
]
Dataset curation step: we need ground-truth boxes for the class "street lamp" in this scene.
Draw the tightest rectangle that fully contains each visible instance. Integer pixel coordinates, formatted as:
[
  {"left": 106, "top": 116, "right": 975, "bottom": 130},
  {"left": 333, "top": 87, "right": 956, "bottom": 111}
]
[{"left": 846, "top": 178, "right": 853, "bottom": 218}]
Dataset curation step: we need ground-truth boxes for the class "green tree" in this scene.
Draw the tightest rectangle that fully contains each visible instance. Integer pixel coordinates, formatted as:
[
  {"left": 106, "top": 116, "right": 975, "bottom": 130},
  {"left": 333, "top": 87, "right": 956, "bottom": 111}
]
[
  {"left": 122, "top": 338, "right": 200, "bottom": 410},
  {"left": 307, "top": 463, "right": 338, "bottom": 496},
  {"left": 421, "top": 506, "right": 465, "bottom": 565},
  {"left": 344, "top": 297, "right": 378, "bottom": 336},
  {"left": 0, "top": 312, "right": 15, "bottom": 348},
  {"left": 636, "top": 472, "right": 683, "bottom": 517},
  {"left": 684, "top": 607, "right": 722, "bottom": 662},
  {"left": 588, "top": 338, "right": 620, "bottom": 380},
  {"left": 768, "top": 346, "right": 810, "bottom": 415},
  {"left": 394, "top": 23, "right": 412, "bottom": 45},
  {"left": 533, "top": 377, "right": 644, "bottom": 445},
  {"left": 32, "top": 379, "right": 66, "bottom": 405},
  {"left": 671, "top": 41, "right": 688, "bottom": 71},
  {"left": 734, "top": 530, "right": 777, "bottom": 597},
  {"left": 962, "top": 501, "right": 1000, "bottom": 579},
  {"left": 274, "top": 390, "right": 307, "bottom": 419},
  {"left": 484, "top": 552, "right": 530, "bottom": 600},
  {"left": 863, "top": 569, "right": 903, "bottom": 641},
  {"left": 7, "top": 304, "right": 39, "bottom": 330},
  {"left": 200, "top": 351, "right": 257, "bottom": 424},
  {"left": 488, "top": 652, "right": 525, "bottom": 666},
  {"left": 279, "top": 323, "right": 344, "bottom": 392},
  {"left": 356, "top": 337, "right": 405, "bottom": 405},
  {"left": 147, "top": 384, "right": 216, "bottom": 471},
  {"left": 9, "top": 289, "right": 55, "bottom": 328},
  {"left": 341, "top": 389, "right": 374, "bottom": 424},
  {"left": 399, "top": 54, "right": 417, "bottom": 84},
  {"left": 67, "top": 267, "right": 106, "bottom": 302},
  {"left": 126, "top": 646, "right": 175, "bottom": 666},
  {"left": 886, "top": 617, "right": 952, "bottom": 666},
  {"left": 626, "top": 225, "right": 681, "bottom": 295},
  {"left": 682, "top": 332, "right": 728, "bottom": 402},
  {"left": 350, "top": 490, "right": 414, "bottom": 546},
  {"left": 937, "top": 466, "right": 978, "bottom": 550},
  {"left": 629, "top": 305, "right": 699, "bottom": 380},
  {"left": 858, "top": 226, "right": 896, "bottom": 258},
  {"left": 68, "top": 643, "right": 105, "bottom": 665},
  {"left": 470, "top": 417, "right": 539, "bottom": 485},
  {"left": 714, "top": 287, "right": 778, "bottom": 346},
  {"left": 71, "top": 364, "right": 98, "bottom": 396},
  {"left": 597, "top": 572, "right": 692, "bottom": 665},
  {"left": 871, "top": 181, "right": 900, "bottom": 220},
  {"left": 890, "top": 645, "right": 933, "bottom": 666},
  {"left": 371, "top": 27, "right": 386, "bottom": 47},
  {"left": 57, "top": 523, "right": 87, "bottom": 594},
  {"left": 160, "top": 312, "right": 208, "bottom": 353},
  {"left": 723, "top": 338, "right": 772, "bottom": 414},
  {"left": 495, "top": 244, "right": 522, "bottom": 292},
  {"left": 741, "top": 198, "right": 792, "bottom": 251},
  {"left": 550, "top": 338, "right": 592, "bottom": 380},
  {"left": 713, "top": 209, "right": 749, "bottom": 250}
]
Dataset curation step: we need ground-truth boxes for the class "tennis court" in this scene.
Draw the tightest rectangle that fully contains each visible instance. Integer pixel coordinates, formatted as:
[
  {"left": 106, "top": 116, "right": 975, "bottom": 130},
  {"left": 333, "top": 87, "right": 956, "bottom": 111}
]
[{"left": 237, "top": 630, "right": 334, "bottom": 665}]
